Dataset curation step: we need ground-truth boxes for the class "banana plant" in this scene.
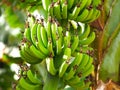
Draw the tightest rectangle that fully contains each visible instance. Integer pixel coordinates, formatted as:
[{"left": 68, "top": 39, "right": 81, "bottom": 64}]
[{"left": 0, "top": 0, "right": 120, "bottom": 90}]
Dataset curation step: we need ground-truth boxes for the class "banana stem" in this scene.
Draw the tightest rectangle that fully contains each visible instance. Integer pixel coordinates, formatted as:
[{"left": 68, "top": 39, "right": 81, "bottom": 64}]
[{"left": 43, "top": 73, "right": 59, "bottom": 90}]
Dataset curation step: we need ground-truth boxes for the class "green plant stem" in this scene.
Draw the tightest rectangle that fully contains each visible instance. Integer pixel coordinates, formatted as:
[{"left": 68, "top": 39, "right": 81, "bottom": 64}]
[{"left": 43, "top": 73, "right": 59, "bottom": 90}]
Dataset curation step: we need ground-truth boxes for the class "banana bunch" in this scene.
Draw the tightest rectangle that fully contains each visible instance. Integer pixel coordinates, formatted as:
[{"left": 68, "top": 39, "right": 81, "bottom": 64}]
[
  {"left": 42, "top": 0, "right": 101, "bottom": 23},
  {"left": 16, "top": 69, "right": 43, "bottom": 90},
  {"left": 46, "top": 47, "right": 94, "bottom": 88},
  {"left": 20, "top": 13, "right": 96, "bottom": 89},
  {"left": 20, "top": 16, "right": 64, "bottom": 64}
]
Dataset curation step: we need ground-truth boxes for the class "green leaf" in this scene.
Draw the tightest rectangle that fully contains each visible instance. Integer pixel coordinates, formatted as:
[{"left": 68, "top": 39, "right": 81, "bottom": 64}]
[
  {"left": 4, "top": 7, "right": 25, "bottom": 28},
  {"left": 99, "top": 30, "right": 120, "bottom": 82},
  {"left": 104, "top": 0, "right": 116, "bottom": 15},
  {"left": 102, "top": 0, "right": 120, "bottom": 49}
]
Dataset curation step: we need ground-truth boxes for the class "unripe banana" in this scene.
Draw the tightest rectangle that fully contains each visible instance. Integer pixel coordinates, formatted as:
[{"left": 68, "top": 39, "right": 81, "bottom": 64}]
[
  {"left": 30, "top": 23, "right": 38, "bottom": 46},
  {"left": 56, "top": 37, "right": 62, "bottom": 55},
  {"left": 19, "top": 77, "right": 41, "bottom": 90},
  {"left": 71, "top": 79, "right": 85, "bottom": 89},
  {"left": 70, "top": 20, "right": 78, "bottom": 30},
  {"left": 85, "top": 0, "right": 92, "bottom": 7},
  {"left": 37, "top": 24, "right": 49, "bottom": 56},
  {"left": 61, "top": 1, "right": 68, "bottom": 19},
  {"left": 47, "top": 40, "right": 55, "bottom": 57},
  {"left": 59, "top": 47, "right": 72, "bottom": 77},
  {"left": 76, "top": 54, "right": 90, "bottom": 74},
  {"left": 42, "top": 0, "right": 51, "bottom": 11},
  {"left": 83, "top": 56, "right": 93, "bottom": 72},
  {"left": 29, "top": 44, "right": 46, "bottom": 59},
  {"left": 24, "top": 27, "right": 31, "bottom": 42},
  {"left": 86, "top": 8, "right": 100, "bottom": 23},
  {"left": 79, "top": 0, "right": 88, "bottom": 10},
  {"left": 76, "top": 9, "right": 89, "bottom": 22},
  {"left": 69, "top": 53, "right": 83, "bottom": 69},
  {"left": 27, "top": 70, "right": 43, "bottom": 84},
  {"left": 92, "top": 0, "right": 101, "bottom": 7},
  {"left": 40, "top": 25, "right": 48, "bottom": 47},
  {"left": 48, "top": 3, "right": 54, "bottom": 17},
  {"left": 84, "top": 8, "right": 94, "bottom": 21},
  {"left": 82, "top": 65, "right": 94, "bottom": 77},
  {"left": 68, "top": 4, "right": 81, "bottom": 20},
  {"left": 63, "top": 53, "right": 83, "bottom": 80},
  {"left": 64, "top": 31, "right": 71, "bottom": 48},
  {"left": 20, "top": 44, "right": 41, "bottom": 64},
  {"left": 71, "top": 35, "right": 79, "bottom": 54},
  {"left": 51, "top": 22, "right": 57, "bottom": 46},
  {"left": 27, "top": 14, "right": 35, "bottom": 28},
  {"left": 68, "top": 0, "right": 74, "bottom": 10},
  {"left": 45, "top": 19, "right": 52, "bottom": 39},
  {"left": 79, "top": 32, "right": 95, "bottom": 45},
  {"left": 16, "top": 84, "right": 24, "bottom": 90},
  {"left": 46, "top": 57, "right": 57, "bottom": 75},
  {"left": 53, "top": 0, "right": 62, "bottom": 19},
  {"left": 79, "top": 24, "right": 90, "bottom": 40},
  {"left": 67, "top": 76, "right": 80, "bottom": 85}
]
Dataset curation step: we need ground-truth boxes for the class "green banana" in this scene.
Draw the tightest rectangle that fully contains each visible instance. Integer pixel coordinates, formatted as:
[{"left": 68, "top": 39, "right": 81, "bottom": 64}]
[
  {"left": 69, "top": 52, "right": 83, "bottom": 69},
  {"left": 68, "top": 0, "right": 74, "bottom": 10},
  {"left": 47, "top": 40, "right": 55, "bottom": 57},
  {"left": 42, "top": 0, "right": 51, "bottom": 11},
  {"left": 27, "top": 15, "right": 35, "bottom": 28},
  {"left": 84, "top": 8, "right": 94, "bottom": 22},
  {"left": 51, "top": 22, "right": 57, "bottom": 46},
  {"left": 27, "top": 70, "right": 42, "bottom": 84},
  {"left": 79, "top": 0, "right": 88, "bottom": 10},
  {"left": 72, "top": 79, "right": 85, "bottom": 89},
  {"left": 76, "top": 54, "right": 90, "bottom": 74},
  {"left": 59, "top": 47, "right": 72, "bottom": 77},
  {"left": 63, "top": 68, "right": 76, "bottom": 80},
  {"left": 19, "top": 77, "right": 41, "bottom": 90},
  {"left": 79, "top": 24, "right": 90, "bottom": 40},
  {"left": 70, "top": 20, "right": 78, "bottom": 29},
  {"left": 40, "top": 25, "right": 48, "bottom": 47},
  {"left": 68, "top": 4, "right": 81, "bottom": 20},
  {"left": 71, "top": 35, "right": 79, "bottom": 54},
  {"left": 61, "top": 1, "right": 68, "bottom": 19},
  {"left": 60, "top": 0, "right": 65, "bottom": 4},
  {"left": 48, "top": 3, "right": 54, "bottom": 17},
  {"left": 24, "top": 27, "right": 31, "bottom": 42},
  {"left": 20, "top": 45, "right": 40, "bottom": 64},
  {"left": 46, "top": 57, "right": 57, "bottom": 75},
  {"left": 76, "top": 46, "right": 94, "bottom": 54},
  {"left": 24, "top": 43, "right": 46, "bottom": 59},
  {"left": 64, "top": 53, "right": 83, "bottom": 80},
  {"left": 16, "top": 84, "right": 24, "bottom": 90},
  {"left": 46, "top": 19, "right": 52, "bottom": 39},
  {"left": 76, "top": 9, "right": 89, "bottom": 22},
  {"left": 64, "top": 31, "right": 71, "bottom": 48},
  {"left": 37, "top": 24, "right": 49, "bottom": 56},
  {"left": 82, "top": 65, "right": 94, "bottom": 77},
  {"left": 86, "top": 9, "right": 100, "bottom": 23},
  {"left": 79, "top": 32, "right": 95, "bottom": 45},
  {"left": 67, "top": 76, "right": 80, "bottom": 85},
  {"left": 56, "top": 37, "right": 62, "bottom": 55},
  {"left": 85, "top": 0, "right": 92, "bottom": 7},
  {"left": 30, "top": 23, "right": 38, "bottom": 46},
  {"left": 57, "top": 25, "right": 63, "bottom": 40},
  {"left": 83, "top": 56, "right": 93, "bottom": 72},
  {"left": 29, "top": 44, "right": 46, "bottom": 59},
  {"left": 53, "top": 1, "right": 62, "bottom": 19},
  {"left": 59, "top": 59, "right": 73, "bottom": 78},
  {"left": 92, "top": 0, "right": 101, "bottom": 7}
]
